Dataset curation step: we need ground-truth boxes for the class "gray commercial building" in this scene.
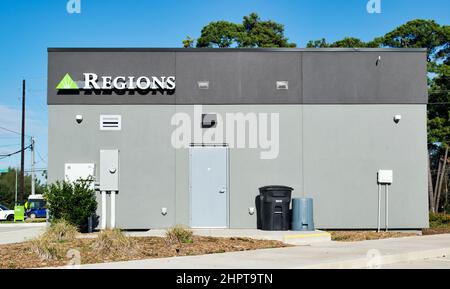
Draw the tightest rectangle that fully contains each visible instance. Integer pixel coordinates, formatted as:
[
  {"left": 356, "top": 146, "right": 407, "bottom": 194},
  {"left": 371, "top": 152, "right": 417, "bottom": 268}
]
[{"left": 47, "top": 48, "right": 429, "bottom": 230}]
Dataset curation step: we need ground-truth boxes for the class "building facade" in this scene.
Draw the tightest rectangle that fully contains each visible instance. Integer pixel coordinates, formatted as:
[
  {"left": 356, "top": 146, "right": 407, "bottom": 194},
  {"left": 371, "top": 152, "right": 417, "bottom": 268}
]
[{"left": 47, "top": 48, "right": 429, "bottom": 229}]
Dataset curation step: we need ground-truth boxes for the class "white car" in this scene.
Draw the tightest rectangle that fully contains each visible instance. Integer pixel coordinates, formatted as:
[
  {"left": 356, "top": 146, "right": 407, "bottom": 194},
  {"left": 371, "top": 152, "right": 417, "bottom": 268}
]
[{"left": 0, "top": 204, "right": 14, "bottom": 221}]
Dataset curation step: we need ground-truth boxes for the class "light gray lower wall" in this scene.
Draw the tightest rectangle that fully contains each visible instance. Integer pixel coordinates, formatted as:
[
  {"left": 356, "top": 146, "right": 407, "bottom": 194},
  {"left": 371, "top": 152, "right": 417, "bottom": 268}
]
[{"left": 48, "top": 104, "right": 428, "bottom": 229}]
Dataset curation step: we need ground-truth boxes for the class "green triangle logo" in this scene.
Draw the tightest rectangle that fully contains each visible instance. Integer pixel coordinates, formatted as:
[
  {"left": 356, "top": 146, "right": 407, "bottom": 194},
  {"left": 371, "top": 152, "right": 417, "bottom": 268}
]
[{"left": 56, "top": 73, "right": 79, "bottom": 89}]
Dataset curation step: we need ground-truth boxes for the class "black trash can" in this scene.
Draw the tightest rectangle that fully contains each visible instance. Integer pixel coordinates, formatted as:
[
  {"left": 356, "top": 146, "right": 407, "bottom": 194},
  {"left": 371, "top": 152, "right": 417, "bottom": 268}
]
[{"left": 257, "top": 185, "right": 293, "bottom": 231}]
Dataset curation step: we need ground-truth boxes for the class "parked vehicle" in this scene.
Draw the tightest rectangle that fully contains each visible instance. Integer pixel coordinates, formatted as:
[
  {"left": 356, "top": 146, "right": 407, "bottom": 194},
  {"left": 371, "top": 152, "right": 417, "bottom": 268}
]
[
  {"left": 26, "top": 194, "right": 47, "bottom": 219},
  {"left": 0, "top": 204, "right": 14, "bottom": 221}
]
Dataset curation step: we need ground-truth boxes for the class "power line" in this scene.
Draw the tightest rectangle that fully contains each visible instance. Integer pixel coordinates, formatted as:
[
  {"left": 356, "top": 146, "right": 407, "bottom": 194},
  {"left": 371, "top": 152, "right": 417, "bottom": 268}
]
[
  {"left": 0, "top": 126, "right": 32, "bottom": 137},
  {"left": 0, "top": 144, "right": 32, "bottom": 160},
  {"left": 0, "top": 126, "right": 21, "bottom": 136},
  {"left": 36, "top": 150, "right": 47, "bottom": 164}
]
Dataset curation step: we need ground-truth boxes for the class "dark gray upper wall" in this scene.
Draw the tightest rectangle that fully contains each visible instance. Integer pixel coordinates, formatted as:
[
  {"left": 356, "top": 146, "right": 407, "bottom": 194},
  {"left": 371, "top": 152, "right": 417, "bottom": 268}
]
[{"left": 47, "top": 48, "right": 428, "bottom": 105}]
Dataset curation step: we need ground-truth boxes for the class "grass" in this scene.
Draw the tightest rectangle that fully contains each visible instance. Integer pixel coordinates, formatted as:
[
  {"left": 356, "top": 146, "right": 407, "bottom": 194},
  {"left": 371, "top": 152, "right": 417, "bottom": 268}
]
[
  {"left": 28, "top": 219, "right": 79, "bottom": 260},
  {"left": 91, "top": 229, "right": 136, "bottom": 257},
  {"left": 165, "top": 225, "right": 194, "bottom": 245},
  {"left": 422, "top": 213, "right": 450, "bottom": 235}
]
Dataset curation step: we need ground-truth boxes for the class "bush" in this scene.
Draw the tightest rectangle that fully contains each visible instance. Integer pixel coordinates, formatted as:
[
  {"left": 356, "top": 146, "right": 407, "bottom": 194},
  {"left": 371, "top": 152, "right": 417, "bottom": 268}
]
[
  {"left": 44, "top": 180, "right": 97, "bottom": 230},
  {"left": 429, "top": 213, "right": 450, "bottom": 228},
  {"left": 91, "top": 229, "right": 134, "bottom": 256},
  {"left": 165, "top": 225, "right": 193, "bottom": 244}
]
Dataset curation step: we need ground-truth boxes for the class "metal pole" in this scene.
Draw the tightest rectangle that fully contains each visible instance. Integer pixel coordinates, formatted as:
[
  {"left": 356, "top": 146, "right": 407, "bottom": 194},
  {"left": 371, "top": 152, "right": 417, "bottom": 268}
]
[
  {"left": 377, "top": 184, "right": 381, "bottom": 232},
  {"left": 385, "top": 185, "right": 389, "bottom": 232},
  {"left": 30, "top": 137, "right": 35, "bottom": 195}
]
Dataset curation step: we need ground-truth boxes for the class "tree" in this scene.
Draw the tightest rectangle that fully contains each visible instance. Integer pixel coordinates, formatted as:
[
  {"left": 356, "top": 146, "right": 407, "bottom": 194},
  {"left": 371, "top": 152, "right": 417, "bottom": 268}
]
[
  {"left": 307, "top": 19, "right": 450, "bottom": 213},
  {"left": 196, "top": 21, "right": 243, "bottom": 48},
  {"left": 307, "top": 37, "right": 382, "bottom": 48},
  {"left": 382, "top": 20, "right": 450, "bottom": 212},
  {"left": 238, "top": 13, "right": 296, "bottom": 48},
  {"left": 184, "top": 13, "right": 296, "bottom": 48},
  {"left": 0, "top": 168, "right": 45, "bottom": 209}
]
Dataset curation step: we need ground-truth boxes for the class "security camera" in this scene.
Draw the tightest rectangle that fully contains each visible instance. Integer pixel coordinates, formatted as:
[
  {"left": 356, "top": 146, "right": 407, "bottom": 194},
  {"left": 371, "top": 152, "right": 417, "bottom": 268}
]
[
  {"left": 393, "top": 115, "right": 402, "bottom": 124},
  {"left": 75, "top": 114, "right": 83, "bottom": 124}
]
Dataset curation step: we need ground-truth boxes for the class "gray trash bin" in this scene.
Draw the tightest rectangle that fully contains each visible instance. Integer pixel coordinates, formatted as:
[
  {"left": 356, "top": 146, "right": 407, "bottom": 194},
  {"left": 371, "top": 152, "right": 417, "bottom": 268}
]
[{"left": 291, "top": 198, "right": 314, "bottom": 231}]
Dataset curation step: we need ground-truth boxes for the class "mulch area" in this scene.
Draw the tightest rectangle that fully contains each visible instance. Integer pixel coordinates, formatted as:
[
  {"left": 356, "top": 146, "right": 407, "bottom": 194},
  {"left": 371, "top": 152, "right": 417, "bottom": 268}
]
[{"left": 0, "top": 236, "right": 288, "bottom": 269}]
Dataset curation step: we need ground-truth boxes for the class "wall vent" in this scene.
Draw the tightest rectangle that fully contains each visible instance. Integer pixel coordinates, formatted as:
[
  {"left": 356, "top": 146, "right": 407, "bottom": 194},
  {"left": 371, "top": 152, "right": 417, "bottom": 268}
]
[
  {"left": 276, "top": 81, "right": 289, "bottom": 90},
  {"left": 198, "top": 81, "right": 210, "bottom": 89},
  {"left": 100, "top": 115, "right": 122, "bottom": 131}
]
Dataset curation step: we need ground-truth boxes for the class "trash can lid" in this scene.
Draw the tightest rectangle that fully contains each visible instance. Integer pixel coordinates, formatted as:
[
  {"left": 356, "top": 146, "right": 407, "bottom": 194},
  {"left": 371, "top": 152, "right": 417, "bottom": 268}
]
[{"left": 259, "top": 185, "right": 293, "bottom": 191}]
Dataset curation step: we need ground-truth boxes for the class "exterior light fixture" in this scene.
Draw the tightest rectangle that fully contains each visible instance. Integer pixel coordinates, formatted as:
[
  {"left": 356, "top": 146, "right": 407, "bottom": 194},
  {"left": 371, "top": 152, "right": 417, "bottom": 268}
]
[
  {"left": 75, "top": 114, "right": 83, "bottom": 124},
  {"left": 393, "top": 115, "right": 402, "bottom": 123}
]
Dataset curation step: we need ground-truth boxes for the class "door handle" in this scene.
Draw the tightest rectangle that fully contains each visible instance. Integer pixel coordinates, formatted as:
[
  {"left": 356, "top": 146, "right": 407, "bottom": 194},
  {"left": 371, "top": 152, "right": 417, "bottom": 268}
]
[{"left": 219, "top": 188, "right": 226, "bottom": 194}]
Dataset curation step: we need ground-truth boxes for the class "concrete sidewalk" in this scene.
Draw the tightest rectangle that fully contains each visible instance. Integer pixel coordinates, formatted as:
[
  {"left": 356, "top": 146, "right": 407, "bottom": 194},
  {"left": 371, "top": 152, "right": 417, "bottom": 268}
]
[
  {"left": 71, "top": 233, "right": 450, "bottom": 269},
  {"left": 0, "top": 223, "right": 46, "bottom": 245}
]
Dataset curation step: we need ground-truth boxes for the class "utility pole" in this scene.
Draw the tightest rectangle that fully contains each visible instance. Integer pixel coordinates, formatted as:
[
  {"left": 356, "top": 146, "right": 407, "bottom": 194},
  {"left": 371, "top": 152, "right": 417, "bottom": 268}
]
[
  {"left": 19, "top": 79, "right": 25, "bottom": 205},
  {"left": 31, "top": 137, "right": 35, "bottom": 195}
]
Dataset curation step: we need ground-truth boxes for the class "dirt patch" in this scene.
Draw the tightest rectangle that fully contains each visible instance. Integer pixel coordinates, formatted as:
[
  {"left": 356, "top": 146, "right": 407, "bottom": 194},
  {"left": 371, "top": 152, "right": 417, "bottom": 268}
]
[
  {"left": 0, "top": 236, "right": 288, "bottom": 269},
  {"left": 329, "top": 231, "right": 417, "bottom": 242}
]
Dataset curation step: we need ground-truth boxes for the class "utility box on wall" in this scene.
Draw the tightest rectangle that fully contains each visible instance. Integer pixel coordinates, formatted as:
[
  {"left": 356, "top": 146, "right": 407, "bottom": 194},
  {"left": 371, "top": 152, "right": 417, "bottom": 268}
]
[
  {"left": 64, "top": 163, "right": 95, "bottom": 188},
  {"left": 100, "top": 150, "right": 119, "bottom": 191}
]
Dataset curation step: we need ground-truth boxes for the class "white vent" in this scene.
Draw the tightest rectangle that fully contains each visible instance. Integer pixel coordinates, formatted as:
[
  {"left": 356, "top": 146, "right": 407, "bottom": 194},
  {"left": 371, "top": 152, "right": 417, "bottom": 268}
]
[
  {"left": 276, "top": 81, "right": 289, "bottom": 90},
  {"left": 198, "top": 81, "right": 210, "bottom": 89},
  {"left": 100, "top": 115, "right": 121, "bottom": 131}
]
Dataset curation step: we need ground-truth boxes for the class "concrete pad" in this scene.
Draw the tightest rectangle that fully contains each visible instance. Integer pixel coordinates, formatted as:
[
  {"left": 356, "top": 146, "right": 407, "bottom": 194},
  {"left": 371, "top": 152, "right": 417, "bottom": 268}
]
[
  {"left": 125, "top": 229, "right": 331, "bottom": 245},
  {"left": 0, "top": 222, "right": 47, "bottom": 228},
  {"left": 70, "top": 233, "right": 450, "bottom": 269}
]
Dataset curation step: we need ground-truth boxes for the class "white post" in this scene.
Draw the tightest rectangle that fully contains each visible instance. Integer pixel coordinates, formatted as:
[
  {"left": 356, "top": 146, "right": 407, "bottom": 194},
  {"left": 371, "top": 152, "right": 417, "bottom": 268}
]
[
  {"left": 385, "top": 185, "right": 389, "bottom": 232},
  {"left": 101, "top": 191, "right": 107, "bottom": 230},
  {"left": 377, "top": 184, "right": 381, "bottom": 232},
  {"left": 111, "top": 191, "right": 116, "bottom": 229}
]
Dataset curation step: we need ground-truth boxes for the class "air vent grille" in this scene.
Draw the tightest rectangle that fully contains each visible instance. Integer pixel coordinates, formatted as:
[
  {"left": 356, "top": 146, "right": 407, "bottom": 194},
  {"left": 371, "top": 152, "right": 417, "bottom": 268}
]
[{"left": 100, "top": 115, "right": 122, "bottom": 131}]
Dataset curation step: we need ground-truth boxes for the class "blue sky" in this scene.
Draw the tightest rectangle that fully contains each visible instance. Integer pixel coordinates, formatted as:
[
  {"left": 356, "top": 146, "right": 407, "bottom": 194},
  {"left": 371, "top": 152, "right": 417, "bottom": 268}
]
[{"left": 0, "top": 0, "right": 449, "bottom": 176}]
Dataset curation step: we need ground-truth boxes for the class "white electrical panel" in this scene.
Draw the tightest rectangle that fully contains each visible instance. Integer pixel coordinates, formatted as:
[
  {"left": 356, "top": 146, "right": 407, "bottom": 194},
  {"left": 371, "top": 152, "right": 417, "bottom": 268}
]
[
  {"left": 64, "top": 163, "right": 95, "bottom": 189},
  {"left": 100, "top": 149, "right": 119, "bottom": 191},
  {"left": 378, "top": 170, "right": 393, "bottom": 184}
]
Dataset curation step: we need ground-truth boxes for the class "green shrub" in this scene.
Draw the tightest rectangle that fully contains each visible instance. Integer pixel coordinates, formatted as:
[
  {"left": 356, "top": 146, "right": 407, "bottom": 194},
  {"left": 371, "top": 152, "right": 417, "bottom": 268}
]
[
  {"left": 44, "top": 180, "right": 97, "bottom": 230},
  {"left": 429, "top": 213, "right": 450, "bottom": 228},
  {"left": 165, "top": 225, "right": 193, "bottom": 244}
]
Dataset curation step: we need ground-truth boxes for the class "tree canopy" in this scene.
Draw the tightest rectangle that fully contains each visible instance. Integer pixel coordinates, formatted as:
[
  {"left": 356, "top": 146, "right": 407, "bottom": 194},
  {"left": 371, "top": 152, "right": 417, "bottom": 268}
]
[{"left": 184, "top": 13, "right": 296, "bottom": 48}]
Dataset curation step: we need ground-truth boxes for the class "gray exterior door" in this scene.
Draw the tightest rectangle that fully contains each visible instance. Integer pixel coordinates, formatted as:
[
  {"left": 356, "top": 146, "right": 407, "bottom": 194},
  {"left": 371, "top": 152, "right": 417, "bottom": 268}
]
[{"left": 190, "top": 146, "right": 228, "bottom": 228}]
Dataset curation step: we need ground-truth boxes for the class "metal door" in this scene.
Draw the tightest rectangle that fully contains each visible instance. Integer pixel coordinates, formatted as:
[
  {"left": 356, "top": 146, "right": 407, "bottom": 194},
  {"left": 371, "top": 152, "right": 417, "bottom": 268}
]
[{"left": 190, "top": 146, "right": 228, "bottom": 228}]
